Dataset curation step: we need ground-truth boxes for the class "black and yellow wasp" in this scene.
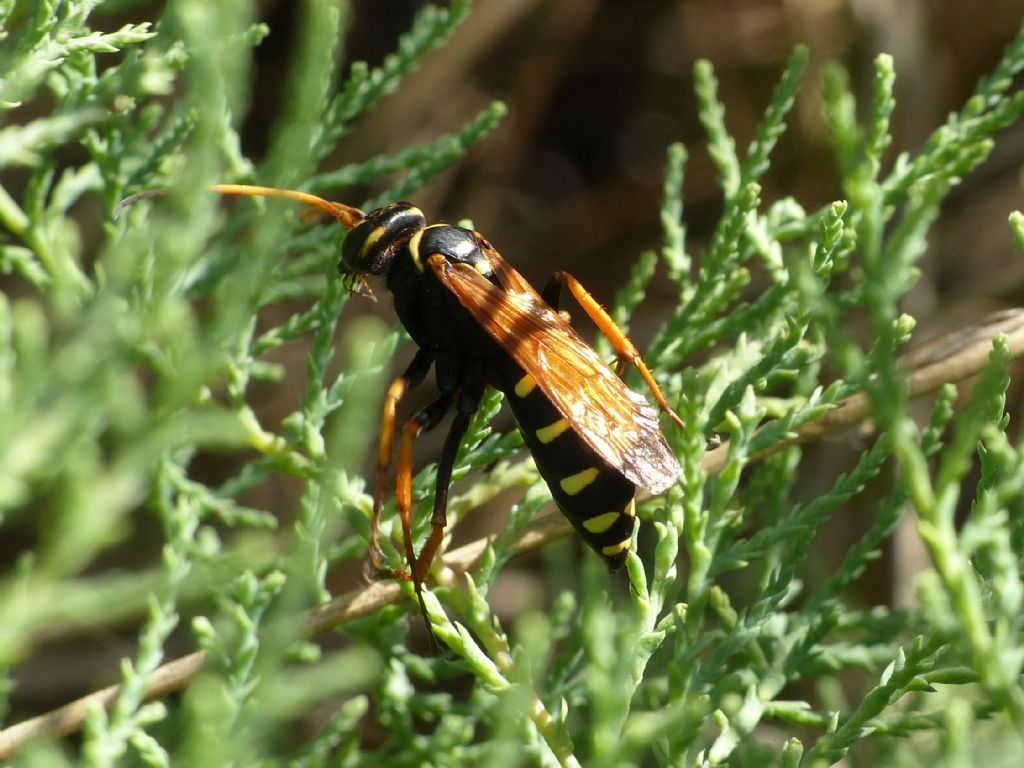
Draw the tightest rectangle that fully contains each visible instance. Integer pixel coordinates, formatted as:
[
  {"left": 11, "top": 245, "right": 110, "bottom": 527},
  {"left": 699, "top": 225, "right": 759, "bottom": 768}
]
[{"left": 210, "top": 184, "right": 682, "bottom": 608}]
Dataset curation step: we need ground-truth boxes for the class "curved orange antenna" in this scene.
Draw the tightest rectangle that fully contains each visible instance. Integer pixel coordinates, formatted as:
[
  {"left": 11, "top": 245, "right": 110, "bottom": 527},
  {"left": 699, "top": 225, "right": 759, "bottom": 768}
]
[
  {"left": 210, "top": 184, "right": 365, "bottom": 229},
  {"left": 115, "top": 183, "right": 377, "bottom": 299},
  {"left": 115, "top": 184, "right": 367, "bottom": 231}
]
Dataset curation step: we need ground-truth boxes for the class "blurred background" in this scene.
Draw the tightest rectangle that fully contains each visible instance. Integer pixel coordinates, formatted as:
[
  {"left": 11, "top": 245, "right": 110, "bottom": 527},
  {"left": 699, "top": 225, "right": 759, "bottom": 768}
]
[{"left": 6, "top": 0, "right": 1024, "bottom": 726}]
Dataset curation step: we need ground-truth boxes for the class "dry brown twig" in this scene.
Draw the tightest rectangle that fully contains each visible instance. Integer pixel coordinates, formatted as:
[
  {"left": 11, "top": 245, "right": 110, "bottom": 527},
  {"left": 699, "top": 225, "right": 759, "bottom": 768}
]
[{"left": 3, "top": 308, "right": 1024, "bottom": 760}]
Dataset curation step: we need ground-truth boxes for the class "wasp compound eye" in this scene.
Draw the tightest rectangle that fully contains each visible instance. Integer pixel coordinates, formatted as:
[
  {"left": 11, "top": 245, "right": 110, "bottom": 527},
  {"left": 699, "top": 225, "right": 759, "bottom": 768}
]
[{"left": 339, "top": 203, "right": 426, "bottom": 276}]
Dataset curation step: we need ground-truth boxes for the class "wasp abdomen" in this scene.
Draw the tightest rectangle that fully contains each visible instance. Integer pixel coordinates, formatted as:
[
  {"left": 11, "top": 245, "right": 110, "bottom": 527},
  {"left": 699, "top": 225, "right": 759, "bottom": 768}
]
[{"left": 498, "top": 362, "right": 637, "bottom": 570}]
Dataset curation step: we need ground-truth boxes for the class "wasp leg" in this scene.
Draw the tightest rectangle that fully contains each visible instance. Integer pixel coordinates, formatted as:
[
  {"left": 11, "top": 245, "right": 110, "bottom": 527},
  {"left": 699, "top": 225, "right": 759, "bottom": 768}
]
[
  {"left": 543, "top": 271, "right": 684, "bottom": 428},
  {"left": 366, "top": 350, "right": 433, "bottom": 582},
  {"left": 540, "top": 273, "right": 563, "bottom": 309},
  {"left": 394, "top": 392, "right": 456, "bottom": 628},
  {"left": 413, "top": 365, "right": 487, "bottom": 582}
]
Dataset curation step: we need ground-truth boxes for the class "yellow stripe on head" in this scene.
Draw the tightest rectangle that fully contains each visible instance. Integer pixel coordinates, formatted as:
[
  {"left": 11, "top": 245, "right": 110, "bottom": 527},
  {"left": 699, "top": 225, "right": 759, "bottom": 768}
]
[{"left": 359, "top": 226, "right": 386, "bottom": 262}]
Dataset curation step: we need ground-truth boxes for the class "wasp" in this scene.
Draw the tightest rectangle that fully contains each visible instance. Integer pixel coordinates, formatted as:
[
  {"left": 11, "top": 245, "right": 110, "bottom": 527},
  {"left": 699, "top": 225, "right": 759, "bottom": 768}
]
[{"left": 206, "top": 184, "right": 682, "bottom": 613}]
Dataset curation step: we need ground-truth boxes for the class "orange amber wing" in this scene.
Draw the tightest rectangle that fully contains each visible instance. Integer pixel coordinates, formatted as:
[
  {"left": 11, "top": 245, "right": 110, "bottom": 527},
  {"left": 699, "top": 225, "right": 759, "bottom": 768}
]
[{"left": 427, "top": 253, "right": 680, "bottom": 493}]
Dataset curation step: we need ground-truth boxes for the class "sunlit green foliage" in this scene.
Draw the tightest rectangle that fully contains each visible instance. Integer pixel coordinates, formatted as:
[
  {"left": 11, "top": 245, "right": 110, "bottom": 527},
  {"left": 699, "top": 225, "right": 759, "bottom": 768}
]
[{"left": 3, "top": 2, "right": 1024, "bottom": 766}]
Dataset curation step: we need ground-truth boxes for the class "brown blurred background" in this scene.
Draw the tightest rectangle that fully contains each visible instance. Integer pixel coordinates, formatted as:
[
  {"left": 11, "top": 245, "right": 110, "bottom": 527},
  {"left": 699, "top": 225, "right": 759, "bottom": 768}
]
[
  {"left": 273, "top": 0, "right": 1024, "bottom": 444},
  {"left": 296, "top": 0, "right": 1024, "bottom": 319},
  {"left": 8, "top": 0, "right": 1024, "bottom": 724}
]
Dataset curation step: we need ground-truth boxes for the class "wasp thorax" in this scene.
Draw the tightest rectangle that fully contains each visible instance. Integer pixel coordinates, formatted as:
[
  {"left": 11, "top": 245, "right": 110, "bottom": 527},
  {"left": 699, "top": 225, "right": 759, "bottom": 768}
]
[
  {"left": 414, "top": 226, "right": 481, "bottom": 267},
  {"left": 339, "top": 202, "right": 426, "bottom": 275}
]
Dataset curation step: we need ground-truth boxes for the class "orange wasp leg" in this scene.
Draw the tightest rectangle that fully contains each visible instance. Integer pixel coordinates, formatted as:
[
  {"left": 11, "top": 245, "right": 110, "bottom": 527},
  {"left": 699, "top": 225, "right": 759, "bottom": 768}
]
[
  {"left": 393, "top": 391, "right": 458, "bottom": 629},
  {"left": 394, "top": 418, "right": 426, "bottom": 606},
  {"left": 365, "top": 351, "right": 433, "bottom": 581},
  {"left": 543, "top": 271, "right": 684, "bottom": 428},
  {"left": 370, "top": 347, "right": 484, "bottom": 637}
]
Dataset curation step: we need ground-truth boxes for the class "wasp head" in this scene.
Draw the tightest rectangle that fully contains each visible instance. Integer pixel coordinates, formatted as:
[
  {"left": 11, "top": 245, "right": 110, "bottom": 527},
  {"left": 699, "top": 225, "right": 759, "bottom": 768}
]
[{"left": 339, "top": 202, "right": 426, "bottom": 277}]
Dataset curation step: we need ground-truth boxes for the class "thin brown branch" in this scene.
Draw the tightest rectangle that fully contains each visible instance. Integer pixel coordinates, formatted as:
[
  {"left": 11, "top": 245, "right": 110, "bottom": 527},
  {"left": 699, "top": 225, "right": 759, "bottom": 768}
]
[
  {"left": 702, "top": 308, "right": 1024, "bottom": 474},
  {"left": 3, "top": 308, "right": 1023, "bottom": 760},
  {"left": 0, "top": 652, "right": 207, "bottom": 757}
]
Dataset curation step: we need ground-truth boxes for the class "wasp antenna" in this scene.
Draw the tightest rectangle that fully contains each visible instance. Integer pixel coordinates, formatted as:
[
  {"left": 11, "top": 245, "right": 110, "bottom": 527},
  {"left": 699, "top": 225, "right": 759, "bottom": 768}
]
[
  {"left": 210, "top": 184, "right": 365, "bottom": 229},
  {"left": 113, "top": 188, "right": 173, "bottom": 219},
  {"left": 116, "top": 184, "right": 366, "bottom": 229}
]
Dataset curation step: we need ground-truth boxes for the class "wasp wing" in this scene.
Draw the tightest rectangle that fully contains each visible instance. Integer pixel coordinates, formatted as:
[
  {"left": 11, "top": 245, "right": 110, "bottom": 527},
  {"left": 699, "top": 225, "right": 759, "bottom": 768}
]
[
  {"left": 427, "top": 254, "right": 680, "bottom": 493},
  {"left": 471, "top": 233, "right": 539, "bottom": 296}
]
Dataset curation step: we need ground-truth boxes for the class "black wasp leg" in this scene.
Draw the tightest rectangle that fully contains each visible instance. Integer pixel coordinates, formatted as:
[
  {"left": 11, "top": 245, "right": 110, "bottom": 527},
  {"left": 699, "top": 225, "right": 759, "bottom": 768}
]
[
  {"left": 366, "top": 350, "right": 433, "bottom": 581},
  {"left": 541, "top": 272, "right": 562, "bottom": 309},
  {"left": 542, "top": 270, "right": 684, "bottom": 428},
  {"left": 414, "top": 363, "right": 488, "bottom": 581}
]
